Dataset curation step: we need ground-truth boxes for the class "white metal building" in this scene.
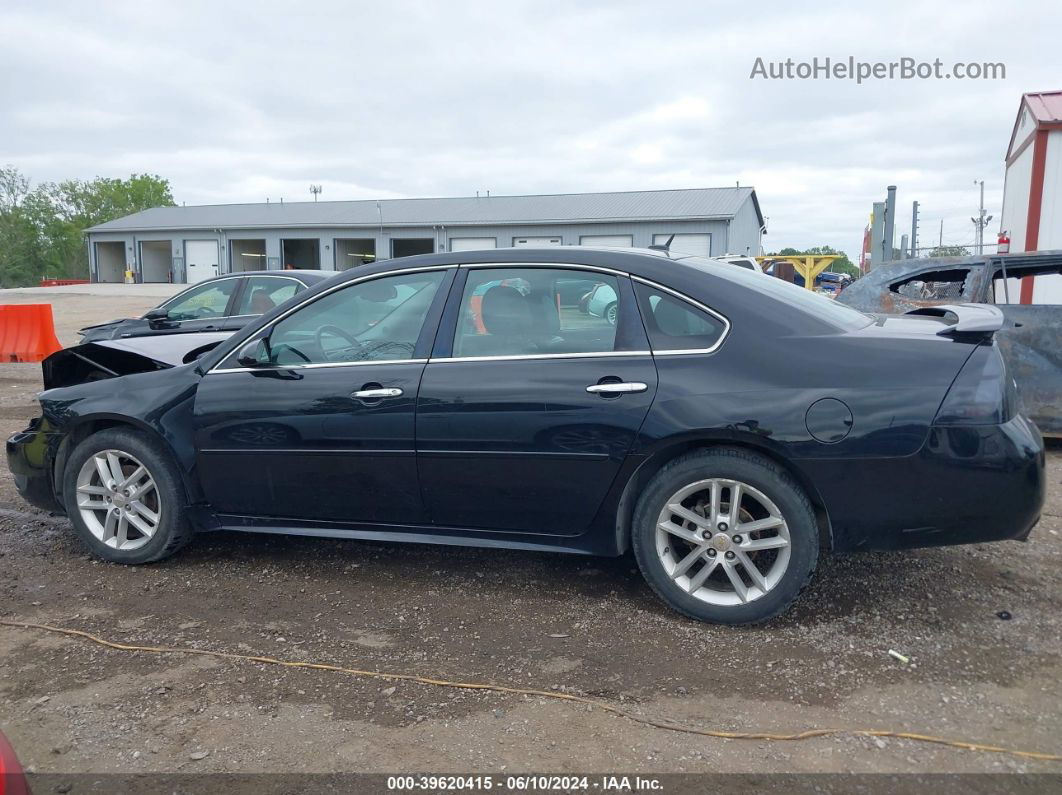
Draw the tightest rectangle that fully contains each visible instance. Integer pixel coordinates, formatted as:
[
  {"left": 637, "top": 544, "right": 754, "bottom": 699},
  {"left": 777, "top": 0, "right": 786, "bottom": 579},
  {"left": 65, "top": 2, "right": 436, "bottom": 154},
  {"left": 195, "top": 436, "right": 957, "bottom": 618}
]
[
  {"left": 1000, "top": 90, "right": 1062, "bottom": 303},
  {"left": 84, "top": 187, "right": 765, "bottom": 284}
]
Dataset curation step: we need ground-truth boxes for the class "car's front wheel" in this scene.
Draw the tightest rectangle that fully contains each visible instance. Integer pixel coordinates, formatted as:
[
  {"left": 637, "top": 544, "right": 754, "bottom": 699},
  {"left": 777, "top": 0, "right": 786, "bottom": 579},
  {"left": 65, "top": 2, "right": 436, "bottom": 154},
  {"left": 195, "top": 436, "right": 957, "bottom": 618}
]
[
  {"left": 632, "top": 448, "right": 818, "bottom": 625},
  {"left": 63, "top": 427, "right": 192, "bottom": 564}
]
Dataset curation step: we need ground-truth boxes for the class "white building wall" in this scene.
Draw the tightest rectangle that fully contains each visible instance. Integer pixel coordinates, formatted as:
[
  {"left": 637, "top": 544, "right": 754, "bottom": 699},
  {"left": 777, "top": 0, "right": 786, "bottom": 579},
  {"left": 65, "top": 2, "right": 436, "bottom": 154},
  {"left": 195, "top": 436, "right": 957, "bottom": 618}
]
[
  {"left": 1001, "top": 144, "right": 1034, "bottom": 252},
  {"left": 1037, "top": 129, "right": 1062, "bottom": 250}
]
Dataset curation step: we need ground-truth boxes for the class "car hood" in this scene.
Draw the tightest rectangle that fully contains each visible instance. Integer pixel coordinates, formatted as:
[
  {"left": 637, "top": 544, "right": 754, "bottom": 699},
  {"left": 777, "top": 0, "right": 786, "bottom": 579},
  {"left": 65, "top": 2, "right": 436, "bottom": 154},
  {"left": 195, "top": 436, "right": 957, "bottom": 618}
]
[{"left": 42, "top": 332, "right": 233, "bottom": 389}]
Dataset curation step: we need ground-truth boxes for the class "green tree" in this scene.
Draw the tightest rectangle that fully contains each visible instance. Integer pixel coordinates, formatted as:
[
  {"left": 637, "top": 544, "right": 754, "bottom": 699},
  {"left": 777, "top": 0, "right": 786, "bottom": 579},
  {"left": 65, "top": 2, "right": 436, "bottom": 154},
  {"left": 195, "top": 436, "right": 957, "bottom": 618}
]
[
  {"left": 768, "top": 245, "right": 860, "bottom": 278},
  {"left": 0, "top": 168, "right": 175, "bottom": 285},
  {"left": 0, "top": 166, "right": 43, "bottom": 288}
]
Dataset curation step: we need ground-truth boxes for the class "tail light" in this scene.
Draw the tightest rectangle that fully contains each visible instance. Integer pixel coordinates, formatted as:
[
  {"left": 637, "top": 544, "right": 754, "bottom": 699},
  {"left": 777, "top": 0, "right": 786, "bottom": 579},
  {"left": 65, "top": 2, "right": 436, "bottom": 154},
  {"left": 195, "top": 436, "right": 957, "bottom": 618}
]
[{"left": 934, "top": 345, "right": 1015, "bottom": 425}]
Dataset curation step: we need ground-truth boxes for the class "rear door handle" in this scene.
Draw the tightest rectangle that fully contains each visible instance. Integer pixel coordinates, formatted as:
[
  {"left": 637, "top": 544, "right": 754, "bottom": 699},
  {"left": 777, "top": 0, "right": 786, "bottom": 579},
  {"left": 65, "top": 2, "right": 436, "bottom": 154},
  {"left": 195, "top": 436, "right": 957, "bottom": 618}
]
[
  {"left": 352, "top": 387, "right": 404, "bottom": 399},
  {"left": 585, "top": 382, "right": 648, "bottom": 394}
]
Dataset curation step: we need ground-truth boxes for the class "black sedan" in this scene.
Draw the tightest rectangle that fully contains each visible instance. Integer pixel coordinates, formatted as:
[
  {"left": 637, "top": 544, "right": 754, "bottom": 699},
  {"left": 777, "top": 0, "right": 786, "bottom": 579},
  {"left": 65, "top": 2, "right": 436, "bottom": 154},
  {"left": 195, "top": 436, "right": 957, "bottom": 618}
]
[
  {"left": 77, "top": 270, "right": 332, "bottom": 342},
  {"left": 7, "top": 248, "right": 1045, "bottom": 624}
]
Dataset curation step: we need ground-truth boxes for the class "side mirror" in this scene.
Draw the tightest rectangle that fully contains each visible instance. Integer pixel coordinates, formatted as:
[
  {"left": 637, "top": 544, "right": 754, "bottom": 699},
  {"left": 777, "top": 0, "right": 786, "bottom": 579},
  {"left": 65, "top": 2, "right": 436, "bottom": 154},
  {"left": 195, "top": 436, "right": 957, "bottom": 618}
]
[
  {"left": 236, "top": 339, "right": 269, "bottom": 368},
  {"left": 144, "top": 307, "right": 170, "bottom": 327}
]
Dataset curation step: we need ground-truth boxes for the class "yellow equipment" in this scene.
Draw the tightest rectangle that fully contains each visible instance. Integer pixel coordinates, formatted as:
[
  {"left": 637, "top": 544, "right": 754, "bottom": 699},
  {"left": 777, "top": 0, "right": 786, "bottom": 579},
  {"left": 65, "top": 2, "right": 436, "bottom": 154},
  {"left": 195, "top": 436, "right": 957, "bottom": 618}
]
[{"left": 755, "top": 255, "right": 840, "bottom": 290}]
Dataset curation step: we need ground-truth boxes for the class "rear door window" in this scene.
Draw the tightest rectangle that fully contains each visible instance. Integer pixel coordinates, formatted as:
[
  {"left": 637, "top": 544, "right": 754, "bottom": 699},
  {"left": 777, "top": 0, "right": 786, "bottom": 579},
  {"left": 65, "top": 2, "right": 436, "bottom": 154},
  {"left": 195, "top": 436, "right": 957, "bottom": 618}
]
[
  {"left": 453, "top": 267, "right": 622, "bottom": 358},
  {"left": 233, "top": 276, "right": 304, "bottom": 316},
  {"left": 992, "top": 261, "right": 1062, "bottom": 305}
]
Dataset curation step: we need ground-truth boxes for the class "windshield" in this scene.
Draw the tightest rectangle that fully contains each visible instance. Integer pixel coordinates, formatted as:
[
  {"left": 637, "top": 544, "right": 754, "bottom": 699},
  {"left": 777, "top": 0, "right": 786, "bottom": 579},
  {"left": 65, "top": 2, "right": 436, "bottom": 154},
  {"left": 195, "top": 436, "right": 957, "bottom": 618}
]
[{"left": 682, "top": 257, "right": 873, "bottom": 331}]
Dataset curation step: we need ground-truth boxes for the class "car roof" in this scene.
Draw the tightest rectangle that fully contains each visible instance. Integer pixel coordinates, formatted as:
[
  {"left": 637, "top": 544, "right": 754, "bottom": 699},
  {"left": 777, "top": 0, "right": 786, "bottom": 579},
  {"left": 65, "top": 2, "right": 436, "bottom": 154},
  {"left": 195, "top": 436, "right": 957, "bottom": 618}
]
[
  {"left": 316, "top": 246, "right": 728, "bottom": 283},
  {"left": 221, "top": 269, "right": 333, "bottom": 283},
  {"left": 857, "top": 249, "right": 1062, "bottom": 284}
]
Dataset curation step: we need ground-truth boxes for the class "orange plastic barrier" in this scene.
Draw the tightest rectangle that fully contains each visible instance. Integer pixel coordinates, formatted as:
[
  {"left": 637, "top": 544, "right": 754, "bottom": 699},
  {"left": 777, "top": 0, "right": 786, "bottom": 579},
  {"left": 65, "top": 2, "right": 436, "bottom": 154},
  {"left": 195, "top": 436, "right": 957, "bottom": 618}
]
[
  {"left": 39, "top": 278, "right": 89, "bottom": 287},
  {"left": 0, "top": 304, "right": 63, "bottom": 362}
]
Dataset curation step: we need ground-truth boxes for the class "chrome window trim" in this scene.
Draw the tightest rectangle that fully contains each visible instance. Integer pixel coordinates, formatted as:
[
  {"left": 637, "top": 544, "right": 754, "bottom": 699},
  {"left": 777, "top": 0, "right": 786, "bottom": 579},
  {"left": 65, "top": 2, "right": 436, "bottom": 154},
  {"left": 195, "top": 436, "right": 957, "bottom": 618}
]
[
  {"left": 429, "top": 351, "right": 651, "bottom": 364},
  {"left": 208, "top": 358, "right": 429, "bottom": 375},
  {"left": 459, "top": 261, "right": 627, "bottom": 277},
  {"left": 631, "top": 275, "right": 731, "bottom": 355},
  {"left": 207, "top": 265, "right": 454, "bottom": 374}
]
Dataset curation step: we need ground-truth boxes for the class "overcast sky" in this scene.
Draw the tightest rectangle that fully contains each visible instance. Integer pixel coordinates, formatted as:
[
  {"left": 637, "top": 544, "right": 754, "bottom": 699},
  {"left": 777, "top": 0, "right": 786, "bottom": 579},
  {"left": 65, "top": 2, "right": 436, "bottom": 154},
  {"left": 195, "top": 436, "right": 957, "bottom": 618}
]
[{"left": 3, "top": 0, "right": 1060, "bottom": 258}]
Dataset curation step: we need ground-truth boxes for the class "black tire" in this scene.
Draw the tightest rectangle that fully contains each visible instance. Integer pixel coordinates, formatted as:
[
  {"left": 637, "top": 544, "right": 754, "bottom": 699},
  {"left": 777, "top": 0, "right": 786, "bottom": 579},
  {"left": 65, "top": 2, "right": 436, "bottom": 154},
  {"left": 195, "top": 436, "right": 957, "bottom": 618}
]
[
  {"left": 631, "top": 447, "right": 818, "bottom": 625},
  {"left": 604, "top": 302, "right": 618, "bottom": 326},
  {"left": 63, "top": 427, "right": 193, "bottom": 564}
]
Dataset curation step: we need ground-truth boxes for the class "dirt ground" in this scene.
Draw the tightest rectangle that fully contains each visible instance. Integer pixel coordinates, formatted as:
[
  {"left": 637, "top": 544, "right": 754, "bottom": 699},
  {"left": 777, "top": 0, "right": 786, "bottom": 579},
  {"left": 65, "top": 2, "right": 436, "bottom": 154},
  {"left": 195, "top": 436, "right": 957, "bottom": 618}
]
[{"left": 0, "top": 288, "right": 1060, "bottom": 778}]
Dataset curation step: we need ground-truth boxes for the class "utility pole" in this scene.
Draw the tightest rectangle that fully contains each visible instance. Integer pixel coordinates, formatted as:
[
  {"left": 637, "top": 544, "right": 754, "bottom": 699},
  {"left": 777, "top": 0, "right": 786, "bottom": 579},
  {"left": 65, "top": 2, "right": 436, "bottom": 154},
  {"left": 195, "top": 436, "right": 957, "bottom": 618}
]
[
  {"left": 310, "top": 184, "right": 323, "bottom": 202},
  {"left": 911, "top": 201, "right": 919, "bottom": 257},
  {"left": 939, "top": 219, "right": 943, "bottom": 248},
  {"left": 882, "top": 185, "right": 897, "bottom": 264},
  {"left": 971, "top": 179, "right": 993, "bottom": 255},
  {"left": 869, "top": 202, "right": 886, "bottom": 271}
]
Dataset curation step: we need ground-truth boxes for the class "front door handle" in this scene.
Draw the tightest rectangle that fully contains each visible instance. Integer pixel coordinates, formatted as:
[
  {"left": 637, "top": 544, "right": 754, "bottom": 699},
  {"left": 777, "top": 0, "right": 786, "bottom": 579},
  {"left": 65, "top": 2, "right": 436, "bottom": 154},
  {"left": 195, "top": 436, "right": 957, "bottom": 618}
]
[
  {"left": 352, "top": 387, "right": 404, "bottom": 399},
  {"left": 585, "top": 382, "right": 648, "bottom": 395}
]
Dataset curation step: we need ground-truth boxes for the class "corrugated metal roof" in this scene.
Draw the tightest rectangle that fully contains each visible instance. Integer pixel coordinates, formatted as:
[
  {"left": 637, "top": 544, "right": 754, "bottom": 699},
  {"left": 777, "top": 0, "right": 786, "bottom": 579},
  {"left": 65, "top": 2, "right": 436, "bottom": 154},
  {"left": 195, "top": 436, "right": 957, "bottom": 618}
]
[
  {"left": 87, "top": 187, "right": 761, "bottom": 233},
  {"left": 1025, "top": 90, "right": 1062, "bottom": 124}
]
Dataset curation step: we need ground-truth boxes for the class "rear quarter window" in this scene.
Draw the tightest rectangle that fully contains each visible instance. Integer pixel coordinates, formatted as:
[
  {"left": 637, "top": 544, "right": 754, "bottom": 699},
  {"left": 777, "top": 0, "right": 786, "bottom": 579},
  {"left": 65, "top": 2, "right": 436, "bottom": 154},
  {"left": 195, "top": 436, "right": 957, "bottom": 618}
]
[{"left": 634, "top": 282, "right": 726, "bottom": 352}]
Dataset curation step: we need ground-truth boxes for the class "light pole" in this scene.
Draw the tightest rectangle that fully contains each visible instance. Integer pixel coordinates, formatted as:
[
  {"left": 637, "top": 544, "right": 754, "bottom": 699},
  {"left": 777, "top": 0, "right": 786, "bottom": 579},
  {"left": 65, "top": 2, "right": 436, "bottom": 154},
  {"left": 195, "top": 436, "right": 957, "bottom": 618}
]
[{"left": 971, "top": 180, "right": 993, "bottom": 255}]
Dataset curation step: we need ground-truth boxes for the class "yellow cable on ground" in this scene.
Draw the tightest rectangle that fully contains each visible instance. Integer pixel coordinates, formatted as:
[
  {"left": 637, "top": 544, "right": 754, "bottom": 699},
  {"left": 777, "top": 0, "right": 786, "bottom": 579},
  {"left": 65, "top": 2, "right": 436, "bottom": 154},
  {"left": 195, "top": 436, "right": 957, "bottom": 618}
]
[{"left": 2, "top": 619, "right": 1059, "bottom": 763}]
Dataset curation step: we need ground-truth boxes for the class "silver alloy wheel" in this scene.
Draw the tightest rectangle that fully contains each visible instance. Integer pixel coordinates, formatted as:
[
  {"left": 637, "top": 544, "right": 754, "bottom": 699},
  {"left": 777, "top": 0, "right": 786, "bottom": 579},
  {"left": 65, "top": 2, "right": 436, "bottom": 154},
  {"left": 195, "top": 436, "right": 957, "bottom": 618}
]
[
  {"left": 605, "top": 303, "right": 618, "bottom": 325},
  {"left": 655, "top": 478, "right": 791, "bottom": 606},
  {"left": 75, "top": 449, "right": 162, "bottom": 551}
]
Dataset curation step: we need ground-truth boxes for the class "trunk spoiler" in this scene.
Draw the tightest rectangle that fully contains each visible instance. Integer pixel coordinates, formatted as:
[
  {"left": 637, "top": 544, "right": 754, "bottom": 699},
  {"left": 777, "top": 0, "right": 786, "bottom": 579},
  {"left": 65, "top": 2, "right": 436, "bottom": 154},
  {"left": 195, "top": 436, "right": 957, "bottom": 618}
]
[{"left": 904, "top": 303, "right": 1005, "bottom": 337}]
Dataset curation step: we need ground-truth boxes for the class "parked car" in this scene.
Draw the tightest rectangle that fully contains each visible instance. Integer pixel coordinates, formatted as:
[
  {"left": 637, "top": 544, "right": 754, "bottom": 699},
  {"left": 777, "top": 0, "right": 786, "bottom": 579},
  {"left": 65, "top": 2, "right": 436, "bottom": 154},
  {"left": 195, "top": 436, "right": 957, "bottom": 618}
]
[
  {"left": 717, "top": 255, "right": 761, "bottom": 271},
  {"left": 8, "top": 247, "right": 1044, "bottom": 625},
  {"left": 77, "top": 270, "right": 333, "bottom": 342},
  {"left": 817, "top": 271, "right": 852, "bottom": 295},
  {"left": 586, "top": 281, "right": 619, "bottom": 324},
  {"left": 838, "top": 250, "right": 1061, "bottom": 435}
]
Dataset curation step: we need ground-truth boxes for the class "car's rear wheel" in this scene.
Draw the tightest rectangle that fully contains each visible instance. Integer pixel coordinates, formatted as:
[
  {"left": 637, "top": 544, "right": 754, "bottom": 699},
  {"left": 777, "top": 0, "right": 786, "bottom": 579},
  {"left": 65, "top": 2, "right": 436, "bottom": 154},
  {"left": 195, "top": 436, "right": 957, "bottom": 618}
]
[
  {"left": 632, "top": 448, "right": 818, "bottom": 624},
  {"left": 64, "top": 427, "right": 192, "bottom": 564},
  {"left": 604, "top": 302, "right": 618, "bottom": 326}
]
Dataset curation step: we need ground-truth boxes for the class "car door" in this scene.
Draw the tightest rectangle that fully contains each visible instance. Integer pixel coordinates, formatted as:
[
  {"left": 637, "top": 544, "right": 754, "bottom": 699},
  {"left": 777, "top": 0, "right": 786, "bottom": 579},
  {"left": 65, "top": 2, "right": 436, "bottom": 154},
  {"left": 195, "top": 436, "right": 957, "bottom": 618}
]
[
  {"left": 222, "top": 275, "right": 308, "bottom": 331},
  {"left": 416, "top": 264, "right": 657, "bottom": 535},
  {"left": 153, "top": 278, "right": 241, "bottom": 334},
  {"left": 193, "top": 267, "right": 453, "bottom": 524}
]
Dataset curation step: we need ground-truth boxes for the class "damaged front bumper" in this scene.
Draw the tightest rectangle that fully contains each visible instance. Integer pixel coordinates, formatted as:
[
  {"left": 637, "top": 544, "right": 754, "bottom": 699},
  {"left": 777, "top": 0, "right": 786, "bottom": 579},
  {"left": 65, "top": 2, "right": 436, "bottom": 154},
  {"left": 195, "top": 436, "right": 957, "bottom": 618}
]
[{"left": 6, "top": 417, "right": 65, "bottom": 514}]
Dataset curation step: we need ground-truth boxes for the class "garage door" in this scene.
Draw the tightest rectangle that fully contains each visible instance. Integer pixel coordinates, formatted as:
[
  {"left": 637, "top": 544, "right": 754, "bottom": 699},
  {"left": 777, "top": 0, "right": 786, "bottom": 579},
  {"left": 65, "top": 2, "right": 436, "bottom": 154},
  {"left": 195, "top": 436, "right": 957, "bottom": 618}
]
[
  {"left": 580, "top": 235, "right": 633, "bottom": 247},
  {"left": 185, "top": 240, "right": 220, "bottom": 284},
  {"left": 513, "top": 236, "right": 562, "bottom": 247},
  {"left": 652, "top": 233, "right": 711, "bottom": 257},
  {"left": 450, "top": 237, "right": 497, "bottom": 252}
]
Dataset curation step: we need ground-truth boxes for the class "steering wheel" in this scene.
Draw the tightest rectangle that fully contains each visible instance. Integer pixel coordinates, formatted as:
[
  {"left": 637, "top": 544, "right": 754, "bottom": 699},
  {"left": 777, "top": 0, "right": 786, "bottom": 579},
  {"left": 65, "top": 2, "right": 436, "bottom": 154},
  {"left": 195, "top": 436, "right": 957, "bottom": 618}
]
[
  {"left": 314, "top": 324, "right": 362, "bottom": 358},
  {"left": 195, "top": 306, "right": 220, "bottom": 318}
]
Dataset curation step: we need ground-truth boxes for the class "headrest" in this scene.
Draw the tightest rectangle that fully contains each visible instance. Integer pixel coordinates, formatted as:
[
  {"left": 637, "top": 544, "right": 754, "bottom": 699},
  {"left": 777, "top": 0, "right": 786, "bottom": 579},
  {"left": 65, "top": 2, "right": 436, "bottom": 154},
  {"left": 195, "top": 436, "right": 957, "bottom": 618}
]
[
  {"left": 249, "top": 289, "right": 276, "bottom": 314},
  {"left": 481, "top": 285, "right": 535, "bottom": 336},
  {"left": 652, "top": 296, "right": 690, "bottom": 336}
]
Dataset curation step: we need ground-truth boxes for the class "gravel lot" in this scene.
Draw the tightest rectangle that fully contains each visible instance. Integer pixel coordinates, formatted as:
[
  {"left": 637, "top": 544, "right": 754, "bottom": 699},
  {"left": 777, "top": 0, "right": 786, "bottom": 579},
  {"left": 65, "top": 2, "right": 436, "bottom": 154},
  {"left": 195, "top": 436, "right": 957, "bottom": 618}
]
[{"left": 0, "top": 287, "right": 1060, "bottom": 776}]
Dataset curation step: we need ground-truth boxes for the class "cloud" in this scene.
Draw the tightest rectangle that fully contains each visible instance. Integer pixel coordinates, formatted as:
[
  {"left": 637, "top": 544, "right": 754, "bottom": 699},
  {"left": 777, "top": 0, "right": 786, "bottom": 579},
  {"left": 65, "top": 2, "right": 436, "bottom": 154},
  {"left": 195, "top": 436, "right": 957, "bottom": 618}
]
[{"left": 1, "top": 0, "right": 1058, "bottom": 258}]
